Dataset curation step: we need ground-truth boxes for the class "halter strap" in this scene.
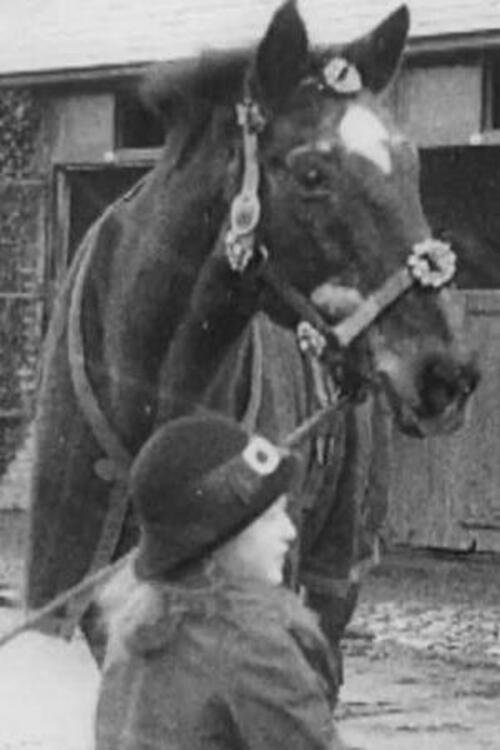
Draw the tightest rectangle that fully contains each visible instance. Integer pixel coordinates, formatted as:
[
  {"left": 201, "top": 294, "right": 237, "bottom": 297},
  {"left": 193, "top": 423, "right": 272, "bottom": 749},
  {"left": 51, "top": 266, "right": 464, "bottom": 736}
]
[
  {"left": 333, "top": 238, "right": 456, "bottom": 349},
  {"left": 225, "top": 96, "right": 457, "bottom": 369}
]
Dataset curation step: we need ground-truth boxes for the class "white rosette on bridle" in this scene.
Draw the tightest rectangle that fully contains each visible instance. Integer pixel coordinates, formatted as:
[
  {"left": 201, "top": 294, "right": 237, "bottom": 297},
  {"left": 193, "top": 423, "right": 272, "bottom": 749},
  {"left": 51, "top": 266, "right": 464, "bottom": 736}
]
[{"left": 407, "top": 238, "right": 457, "bottom": 289}]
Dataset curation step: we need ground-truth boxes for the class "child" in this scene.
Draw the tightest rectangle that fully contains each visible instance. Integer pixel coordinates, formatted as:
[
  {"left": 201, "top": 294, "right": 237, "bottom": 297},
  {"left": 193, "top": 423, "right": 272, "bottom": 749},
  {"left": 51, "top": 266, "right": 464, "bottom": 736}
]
[{"left": 96, "top": 412, "right": 343, "bottom": 749}]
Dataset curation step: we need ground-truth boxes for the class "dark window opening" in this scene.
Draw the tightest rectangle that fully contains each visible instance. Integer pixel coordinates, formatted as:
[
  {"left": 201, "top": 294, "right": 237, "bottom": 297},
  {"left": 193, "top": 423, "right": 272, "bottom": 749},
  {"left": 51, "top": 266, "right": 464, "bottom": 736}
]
[
  {"left": 420, "top": 146, "right": 500, "bottom": 288},
  {"left": 488, "top": 56, "right": 500, "bottom": 130},
  {"left": 67, "top": 167, "right": 148, "bottom": 264},
  {"left": 115, "top": 93, "right": 165, "bottom": 149}
]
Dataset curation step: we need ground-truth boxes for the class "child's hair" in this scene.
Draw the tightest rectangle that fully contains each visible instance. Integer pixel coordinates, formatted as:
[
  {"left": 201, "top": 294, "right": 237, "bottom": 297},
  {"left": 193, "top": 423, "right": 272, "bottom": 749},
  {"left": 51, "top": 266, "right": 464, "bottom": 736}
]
[
  {"left": 97, "top": 556, "right": 219, "bottom": 664},
  {"left": 97, "top": 559, "right": 164, "bottom": 665}
]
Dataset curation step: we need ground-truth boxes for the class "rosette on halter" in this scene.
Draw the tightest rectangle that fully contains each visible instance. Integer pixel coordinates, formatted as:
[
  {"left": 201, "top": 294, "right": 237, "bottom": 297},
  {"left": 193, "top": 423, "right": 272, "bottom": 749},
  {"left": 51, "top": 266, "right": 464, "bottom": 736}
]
[{"left": 407, "top": 238, "right": 457, "bottom": 289}]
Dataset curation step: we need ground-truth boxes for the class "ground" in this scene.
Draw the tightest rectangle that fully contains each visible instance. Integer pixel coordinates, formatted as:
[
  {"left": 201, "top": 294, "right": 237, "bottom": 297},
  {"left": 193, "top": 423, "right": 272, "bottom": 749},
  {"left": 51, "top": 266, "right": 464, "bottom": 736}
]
[
  {"left": 0, "top": 513, "right": 499, "bottom": 750},
  {"left": 339, "top": 551, "right": 500, "bottom": 749}
]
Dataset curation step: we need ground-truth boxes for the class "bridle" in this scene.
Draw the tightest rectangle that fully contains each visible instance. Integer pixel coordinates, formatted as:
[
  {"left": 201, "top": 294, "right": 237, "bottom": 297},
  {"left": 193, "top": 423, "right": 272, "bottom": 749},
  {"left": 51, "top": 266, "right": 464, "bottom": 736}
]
[{"left": 225, "top": 96, "right": 457, "bottom": 385}]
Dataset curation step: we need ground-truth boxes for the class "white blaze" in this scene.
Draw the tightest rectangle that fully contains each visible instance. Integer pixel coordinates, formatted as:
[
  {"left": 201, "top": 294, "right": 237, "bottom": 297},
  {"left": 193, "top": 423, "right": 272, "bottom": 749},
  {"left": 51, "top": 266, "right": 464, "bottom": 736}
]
[{"left": 339, "top": 104, "right": 392, "bottom": 174}]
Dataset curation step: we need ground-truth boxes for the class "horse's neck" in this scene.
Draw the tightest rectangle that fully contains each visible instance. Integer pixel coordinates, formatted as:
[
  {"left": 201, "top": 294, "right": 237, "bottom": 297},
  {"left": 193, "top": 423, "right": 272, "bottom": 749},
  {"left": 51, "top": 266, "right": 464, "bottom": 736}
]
[
  {"left": 82, "top": 116, "right": 244, "bottom": 450},
  {"left": 154, "top": 206, "right": 262, "bottom": 424},
  {"left": 201, "top": 313, "right": 327, "bottom": 439}
]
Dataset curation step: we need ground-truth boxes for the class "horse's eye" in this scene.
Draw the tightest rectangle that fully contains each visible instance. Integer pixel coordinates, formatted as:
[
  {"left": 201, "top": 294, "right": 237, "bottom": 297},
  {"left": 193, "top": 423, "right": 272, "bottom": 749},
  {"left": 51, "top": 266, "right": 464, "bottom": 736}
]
[
  {"left": 303, "top": 168, "right": 321, "bottom": 187},
  {"left": 286, "top": 149, "right": 331, "bottom": 192},
  {"left": 297, "top": 165, "right": 328, "bottom": 191}
]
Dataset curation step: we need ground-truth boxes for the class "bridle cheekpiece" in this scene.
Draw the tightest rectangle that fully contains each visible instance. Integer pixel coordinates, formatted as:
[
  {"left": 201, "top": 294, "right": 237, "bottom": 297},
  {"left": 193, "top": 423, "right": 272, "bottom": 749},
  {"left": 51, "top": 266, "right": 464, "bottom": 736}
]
[{"left": 225, "top": 99, "right": 267, "bottom": 273}]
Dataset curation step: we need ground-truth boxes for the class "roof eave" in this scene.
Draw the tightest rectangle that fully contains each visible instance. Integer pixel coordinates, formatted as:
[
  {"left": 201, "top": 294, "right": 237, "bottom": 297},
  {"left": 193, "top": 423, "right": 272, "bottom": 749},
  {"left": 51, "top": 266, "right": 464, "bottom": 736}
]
[
  {"left": 0, "top": 61, "right": 154, "bottom": 89},
  {"left": 1, "top": 29, "right": 500, "bottom": 89},
  {"left": 407, "top": 29, "right": 500, "bottom": 59}
]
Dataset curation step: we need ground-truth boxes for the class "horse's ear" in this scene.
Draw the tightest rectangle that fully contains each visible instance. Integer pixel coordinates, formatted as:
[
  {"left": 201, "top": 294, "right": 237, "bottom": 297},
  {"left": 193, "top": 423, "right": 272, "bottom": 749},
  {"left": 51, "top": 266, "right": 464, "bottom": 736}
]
[
  {"left": 253, "top": 0, "right": 309, "bottom": 108},
  {"left": 342, "top": 5, "right": 409, "bottom": 94}
]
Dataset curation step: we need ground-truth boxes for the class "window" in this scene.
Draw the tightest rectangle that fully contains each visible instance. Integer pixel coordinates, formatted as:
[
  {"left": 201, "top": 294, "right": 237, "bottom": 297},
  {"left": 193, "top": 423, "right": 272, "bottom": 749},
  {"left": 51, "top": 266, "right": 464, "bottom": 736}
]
[
  {"left": 483, "top": 55, "right": 500, "bottom": 131},
  {"left": 115, "top": 92, "right": 165, "bottom": 149}
]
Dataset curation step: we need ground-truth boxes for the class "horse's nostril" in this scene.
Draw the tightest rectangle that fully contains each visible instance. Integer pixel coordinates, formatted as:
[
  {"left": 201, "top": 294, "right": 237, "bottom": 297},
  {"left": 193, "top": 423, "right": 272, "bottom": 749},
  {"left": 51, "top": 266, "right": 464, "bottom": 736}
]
[
  {"left": 417, "top": 355, "right": 478, "bottom": 418},
  {"left": 458, "top": 362, "right": 480, "bottom": 398}
]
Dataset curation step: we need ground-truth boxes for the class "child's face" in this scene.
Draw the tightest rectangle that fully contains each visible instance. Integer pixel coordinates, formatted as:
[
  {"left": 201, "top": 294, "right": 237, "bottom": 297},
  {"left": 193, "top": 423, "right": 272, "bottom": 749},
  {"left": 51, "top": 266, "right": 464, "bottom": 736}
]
[{"left": 214, "top": 495, "right": 297, "bottom": 585}]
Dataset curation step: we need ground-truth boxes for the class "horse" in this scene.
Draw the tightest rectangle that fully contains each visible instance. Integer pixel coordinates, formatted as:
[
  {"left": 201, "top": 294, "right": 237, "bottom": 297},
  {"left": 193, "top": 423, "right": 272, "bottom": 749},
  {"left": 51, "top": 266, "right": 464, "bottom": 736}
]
[{"left": 25, "top": 2, "right": 479, "bottom": 666}]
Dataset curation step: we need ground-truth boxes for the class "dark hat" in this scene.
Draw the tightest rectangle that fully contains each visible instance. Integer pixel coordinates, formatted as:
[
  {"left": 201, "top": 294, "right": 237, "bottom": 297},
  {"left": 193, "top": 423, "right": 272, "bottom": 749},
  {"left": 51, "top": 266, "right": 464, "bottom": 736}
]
[{"left": 130, "top": 412, "right": 300, "bottom": 580}]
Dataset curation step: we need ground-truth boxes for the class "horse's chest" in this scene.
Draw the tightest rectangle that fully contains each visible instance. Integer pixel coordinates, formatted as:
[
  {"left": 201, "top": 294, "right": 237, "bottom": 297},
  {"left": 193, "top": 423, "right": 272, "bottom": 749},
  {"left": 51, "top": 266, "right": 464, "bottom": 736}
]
[
  {"left": 201, "top": 312, "right": 343, "bottom": 510},
  {"left": 237, "top": 314, "right": 343, "bottom": 508}
]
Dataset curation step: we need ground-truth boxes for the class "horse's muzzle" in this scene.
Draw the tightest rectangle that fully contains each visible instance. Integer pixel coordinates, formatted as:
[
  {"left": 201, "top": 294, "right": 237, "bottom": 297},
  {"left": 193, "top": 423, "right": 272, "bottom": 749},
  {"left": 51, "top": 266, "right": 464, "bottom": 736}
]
[{"left": 415, "top": 352, "right": 480, "bottom": 422}]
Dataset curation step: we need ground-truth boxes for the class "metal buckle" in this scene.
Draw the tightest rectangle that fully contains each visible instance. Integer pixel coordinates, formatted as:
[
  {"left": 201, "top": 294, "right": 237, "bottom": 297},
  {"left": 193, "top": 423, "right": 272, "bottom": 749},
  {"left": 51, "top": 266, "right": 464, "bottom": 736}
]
[
  {"left": 236, "top": 100, "right": 267, "bottom": 134},
  {"left": 230, "top": 191, "right": 261, "bottom": 237},
  {"left": 225, "top": 231, "right": 255, "bottom": 272},
  {"left": 225, "top": 233, "right": 268, "bottom": 273},
  {"left": 407, "top": 238, "right": 456, "bottom": 289},
  {"left": 296, "top": 321, "right": 327, "bottom": 358}
]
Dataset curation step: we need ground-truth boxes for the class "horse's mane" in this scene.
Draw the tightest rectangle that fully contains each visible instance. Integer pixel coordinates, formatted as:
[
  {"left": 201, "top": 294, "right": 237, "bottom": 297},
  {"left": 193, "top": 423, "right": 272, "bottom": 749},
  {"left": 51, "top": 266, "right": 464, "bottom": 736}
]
[
  {"left": 138, "top": 42, "right": 338, "bottom": 166},
  {"left": 138, "top": 49, "right": 257, "bottom": 168},
  {"left": 140, "top": 40, "right": 348, "bottom": 126},
  {"left": 141, "top": 48, "right": 253, "bottom": 126}
]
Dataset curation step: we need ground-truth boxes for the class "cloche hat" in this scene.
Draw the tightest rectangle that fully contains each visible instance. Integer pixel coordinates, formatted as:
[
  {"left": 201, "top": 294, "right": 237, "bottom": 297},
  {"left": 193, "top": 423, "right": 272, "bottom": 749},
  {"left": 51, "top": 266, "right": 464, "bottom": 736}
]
[{"left": 130, "top": 412, "right": 300, "bottom": 580}]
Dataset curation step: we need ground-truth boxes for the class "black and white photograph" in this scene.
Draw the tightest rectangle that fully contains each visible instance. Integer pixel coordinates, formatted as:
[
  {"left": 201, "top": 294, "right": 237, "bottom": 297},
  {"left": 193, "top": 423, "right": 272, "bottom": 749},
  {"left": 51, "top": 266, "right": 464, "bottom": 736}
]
[{"left": 0, "top": 1, "right": 498, "bottom": 748}]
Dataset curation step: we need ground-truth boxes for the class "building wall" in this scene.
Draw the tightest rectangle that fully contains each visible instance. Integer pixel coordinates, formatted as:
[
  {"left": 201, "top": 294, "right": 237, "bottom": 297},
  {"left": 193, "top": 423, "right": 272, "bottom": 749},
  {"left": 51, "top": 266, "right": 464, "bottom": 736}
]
[
  {"left": 387, "top": 291, "right": 500, "bottom": 552},
  {"left": 0, "top": 83, "right": 143, "bottom": 510},
  {"left": 40, "top": 90, "right": 115, "bottom": 165},
  {"left": 0, "top": 88, "right": 45, "bottom": 475},
  {"left": 396, "top": 62, "right": 483, "bottom": 146}
]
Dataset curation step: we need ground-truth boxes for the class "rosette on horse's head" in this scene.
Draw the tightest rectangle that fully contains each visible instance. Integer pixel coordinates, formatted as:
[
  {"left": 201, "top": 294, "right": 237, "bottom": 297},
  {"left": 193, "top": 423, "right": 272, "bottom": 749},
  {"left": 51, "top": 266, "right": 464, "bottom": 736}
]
[{"left": 26, "top": 0, "right": 479, "bottom": 658}]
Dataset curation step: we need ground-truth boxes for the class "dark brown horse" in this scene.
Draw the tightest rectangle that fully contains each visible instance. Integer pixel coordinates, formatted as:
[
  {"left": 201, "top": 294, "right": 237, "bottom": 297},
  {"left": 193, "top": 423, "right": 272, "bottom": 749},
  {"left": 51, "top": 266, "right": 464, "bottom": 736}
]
[{"left": 26, "top": 2, "right": 478, "bottom": 664}]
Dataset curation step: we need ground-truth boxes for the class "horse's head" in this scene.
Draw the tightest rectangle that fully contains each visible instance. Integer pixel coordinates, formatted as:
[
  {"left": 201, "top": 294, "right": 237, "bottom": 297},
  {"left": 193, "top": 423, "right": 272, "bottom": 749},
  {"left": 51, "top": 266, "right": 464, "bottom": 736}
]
[
  {"left": 143, "top": 1, "right": 478, "bottom": 437},
  {"left": 236, "top": 1, "right": 479, "bottom": 437}
]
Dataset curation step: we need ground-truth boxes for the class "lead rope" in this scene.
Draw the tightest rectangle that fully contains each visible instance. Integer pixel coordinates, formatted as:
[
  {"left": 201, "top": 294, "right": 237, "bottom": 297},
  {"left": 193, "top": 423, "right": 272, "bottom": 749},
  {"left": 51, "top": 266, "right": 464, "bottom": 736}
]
[
  {"left": 0, "top": 398, "right": 346, "bottom": 649},
  {"left": 0, "top": 552, "right": 135, "bottom": 649}
]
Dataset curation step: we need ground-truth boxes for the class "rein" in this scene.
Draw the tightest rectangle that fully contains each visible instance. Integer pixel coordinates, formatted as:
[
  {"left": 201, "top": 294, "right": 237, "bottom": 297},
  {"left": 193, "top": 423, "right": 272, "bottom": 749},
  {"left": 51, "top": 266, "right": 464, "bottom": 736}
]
[
  {"left": 63, "top": 214, "right": 134, "bottom": 635},
  {"left": 0, "top": 396, "right": 348, "bottom": 649}
]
